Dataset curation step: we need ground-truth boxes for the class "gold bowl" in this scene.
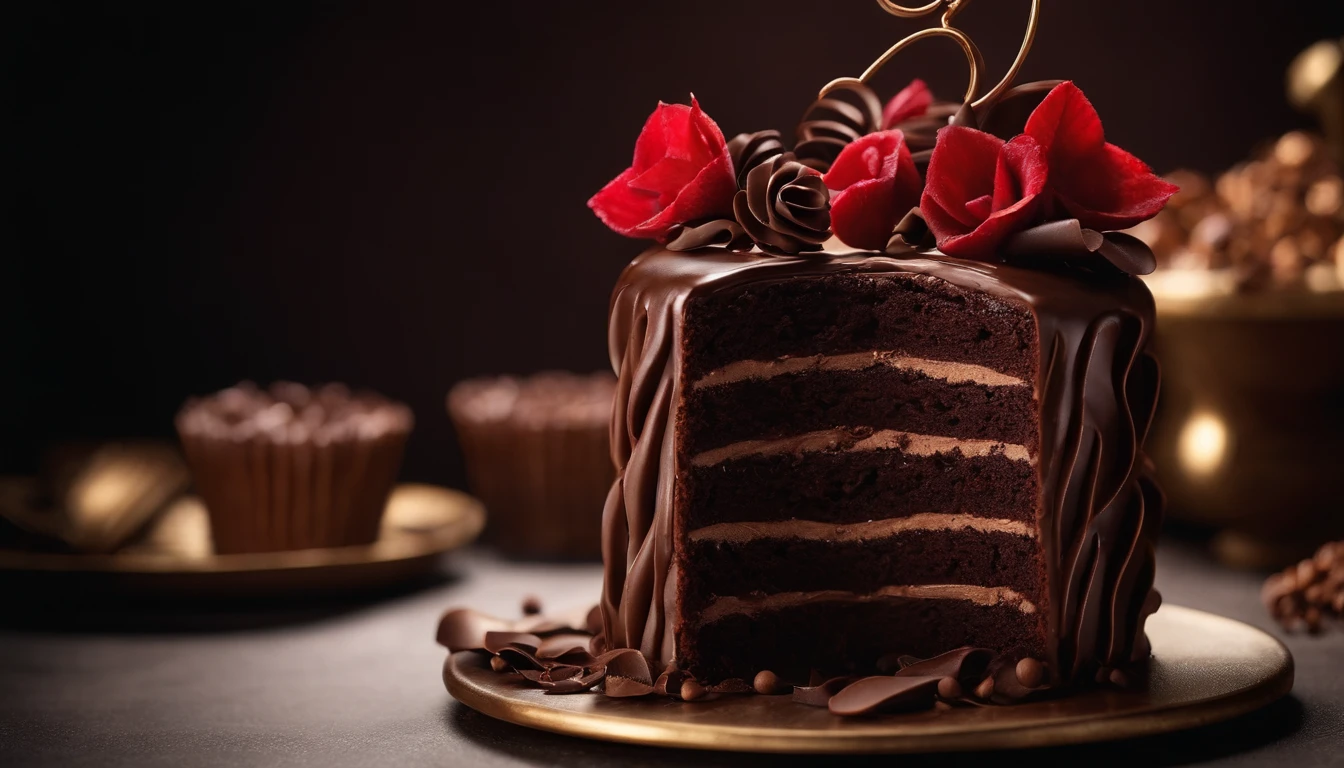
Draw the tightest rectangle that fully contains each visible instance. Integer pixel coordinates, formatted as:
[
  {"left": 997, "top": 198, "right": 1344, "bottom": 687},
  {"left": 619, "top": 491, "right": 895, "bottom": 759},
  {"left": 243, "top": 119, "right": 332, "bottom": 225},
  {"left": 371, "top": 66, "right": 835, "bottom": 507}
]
[{"left": 1147, "top": 273, "right": 1344, "bottom": 567}]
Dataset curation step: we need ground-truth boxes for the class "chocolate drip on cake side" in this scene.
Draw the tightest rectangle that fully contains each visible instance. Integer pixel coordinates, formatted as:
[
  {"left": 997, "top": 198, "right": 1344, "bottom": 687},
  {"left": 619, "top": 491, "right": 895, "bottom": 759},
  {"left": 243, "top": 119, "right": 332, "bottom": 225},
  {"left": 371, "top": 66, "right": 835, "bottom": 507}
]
[{"left": 599, "top": 246, "right": 1162, "bottom": 686}]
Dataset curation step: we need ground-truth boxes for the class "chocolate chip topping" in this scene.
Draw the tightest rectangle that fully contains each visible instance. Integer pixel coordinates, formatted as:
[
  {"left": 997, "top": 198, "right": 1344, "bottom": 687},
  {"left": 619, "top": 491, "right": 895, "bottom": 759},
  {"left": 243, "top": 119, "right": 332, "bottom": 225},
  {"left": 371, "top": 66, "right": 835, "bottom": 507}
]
[
  {"left": 732, "top": 155, "right": 832, "bottom": 255},
  {"left": 177, "top": 381, "right": 412, "bottom": 443}
]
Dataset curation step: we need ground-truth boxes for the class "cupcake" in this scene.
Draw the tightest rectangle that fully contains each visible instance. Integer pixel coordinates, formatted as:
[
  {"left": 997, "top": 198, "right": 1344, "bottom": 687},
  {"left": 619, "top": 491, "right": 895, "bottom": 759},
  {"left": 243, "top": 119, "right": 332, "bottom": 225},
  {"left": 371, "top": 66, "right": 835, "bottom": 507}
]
[
  {"left": 176, "top": 382, "right": 413, "bottom": 554},
  {"left": 448, "top": 372, "right": 614, "bottom": 559}
]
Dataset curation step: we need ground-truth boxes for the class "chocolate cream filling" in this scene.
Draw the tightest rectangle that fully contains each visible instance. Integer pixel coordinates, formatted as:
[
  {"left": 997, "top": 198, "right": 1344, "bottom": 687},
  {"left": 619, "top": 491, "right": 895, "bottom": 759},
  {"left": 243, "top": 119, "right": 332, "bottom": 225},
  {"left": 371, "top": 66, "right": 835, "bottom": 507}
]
[
  {"left": 691, "top": 351, "right": 1029, "bottom": 390},
  {"left": 687, "top": 513, "right": 1036, "bottom": 544},
  {"left": 689, "top": 428, "right": 1032, "bottom": 468},
  {"left": 696, "top": 585, "right": 1039, "bottom": 626}
]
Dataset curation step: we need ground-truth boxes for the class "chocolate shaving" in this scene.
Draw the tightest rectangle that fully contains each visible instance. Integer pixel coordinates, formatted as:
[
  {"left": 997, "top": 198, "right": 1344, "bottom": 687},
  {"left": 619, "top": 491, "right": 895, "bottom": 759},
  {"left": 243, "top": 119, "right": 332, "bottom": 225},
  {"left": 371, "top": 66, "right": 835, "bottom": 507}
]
[
  {"left": 1004, "top": 219, "right": 1157, "bottom": 276},
  {"left": 536, "top": 634, "right": 592, "bottom": 661},
  {"left": 665, "top": 219, "right": 753, "bottom": 252},
  {"left": 794, "top": 82, "right": 883, "bottom": 173},
  {"left": 733, "top": 155, "right": 831, "bottom": 255},
  {"left": 484, "top": 631, "right": 541, "bottom": 655},
  {"left": 792, "top": 676, "right": 859, "bottom": 707},
  {"left": 895, "top": 647, "right": 992, "bottom": 686},
  {"left": 827, "top": 675, "right": 944, "bottom": 716}
]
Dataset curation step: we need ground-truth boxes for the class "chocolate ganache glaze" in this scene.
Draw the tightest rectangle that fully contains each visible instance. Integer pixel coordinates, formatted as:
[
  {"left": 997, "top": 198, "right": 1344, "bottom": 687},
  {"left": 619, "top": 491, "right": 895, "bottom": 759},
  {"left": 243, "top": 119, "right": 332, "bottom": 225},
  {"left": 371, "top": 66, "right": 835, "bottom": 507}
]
[{"left": 600, "top": 244, "right": 1162, "bottom": 687}]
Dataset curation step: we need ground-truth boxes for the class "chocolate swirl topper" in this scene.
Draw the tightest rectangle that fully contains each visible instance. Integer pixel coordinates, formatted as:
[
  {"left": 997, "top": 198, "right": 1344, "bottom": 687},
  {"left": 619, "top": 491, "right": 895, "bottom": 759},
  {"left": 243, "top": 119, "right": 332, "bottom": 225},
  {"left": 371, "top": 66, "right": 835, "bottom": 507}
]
[{"left": 820, "top": 0, "right": 1041, "bottom": 110}]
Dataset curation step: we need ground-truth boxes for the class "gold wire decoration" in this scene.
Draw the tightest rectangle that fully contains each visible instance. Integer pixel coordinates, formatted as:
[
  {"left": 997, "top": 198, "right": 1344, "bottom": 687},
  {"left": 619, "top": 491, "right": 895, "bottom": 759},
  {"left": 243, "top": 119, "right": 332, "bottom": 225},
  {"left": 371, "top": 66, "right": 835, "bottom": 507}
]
[{"left": 821, "top": 0, "right": 1040, "bottom": 110}]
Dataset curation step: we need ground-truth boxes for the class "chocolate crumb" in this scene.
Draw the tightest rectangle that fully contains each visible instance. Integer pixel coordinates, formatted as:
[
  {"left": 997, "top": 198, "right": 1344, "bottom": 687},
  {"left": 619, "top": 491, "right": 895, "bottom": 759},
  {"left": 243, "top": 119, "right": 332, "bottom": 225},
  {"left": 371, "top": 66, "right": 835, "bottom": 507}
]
[
  {"left": 680, "top": 680, "right": 706, "bottom": 702},
  {"left": 974, "top": 677, "right": 995, "bottom": 700},
  {"left": 753, "top": 670, "right": 787, "bottom": 695},
  {"left": 521, "top": 596, "right": 543, "bottom": 616},
  {"left": 937, "top": 676, "right": 962, "bottom": 699},
  {"left": 490, "top": 656, "right": 509, "bottom": 673},
  {"left": 1015, "top": 657, "right": 1044, "bottom": 689}
]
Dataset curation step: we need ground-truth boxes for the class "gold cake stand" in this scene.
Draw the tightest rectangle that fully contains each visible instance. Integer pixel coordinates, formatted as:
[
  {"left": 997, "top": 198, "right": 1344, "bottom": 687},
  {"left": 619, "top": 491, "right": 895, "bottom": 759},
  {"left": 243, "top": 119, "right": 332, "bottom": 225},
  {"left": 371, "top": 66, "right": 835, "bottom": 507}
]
[
  {"left": 443, "top": 605, "right": 1293, "bottom": 754},
  {"left": 0, "top": 482, "right": 485, "bottom": 597}
]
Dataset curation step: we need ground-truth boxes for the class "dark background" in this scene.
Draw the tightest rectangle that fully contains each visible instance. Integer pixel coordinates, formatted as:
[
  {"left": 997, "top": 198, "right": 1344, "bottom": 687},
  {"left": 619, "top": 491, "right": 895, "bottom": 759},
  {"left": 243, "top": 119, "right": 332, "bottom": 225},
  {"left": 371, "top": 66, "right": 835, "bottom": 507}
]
[{"left": 9, "top": 0, "right": 1344, "bottom": 488}]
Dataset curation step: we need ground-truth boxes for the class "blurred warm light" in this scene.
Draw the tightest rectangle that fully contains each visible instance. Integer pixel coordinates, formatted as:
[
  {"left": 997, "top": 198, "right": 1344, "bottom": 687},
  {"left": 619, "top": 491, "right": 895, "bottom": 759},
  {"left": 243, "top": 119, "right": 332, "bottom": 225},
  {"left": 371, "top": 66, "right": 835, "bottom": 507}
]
[
  {"left": 1287, "top": 39, "right": 1343, "bottom": 109},
  {"left": 1178, "top": 412, "right": 1229, "bottom": 478},
  {"left": 73, "top": 470, "right": 134, "bottom": 518}
]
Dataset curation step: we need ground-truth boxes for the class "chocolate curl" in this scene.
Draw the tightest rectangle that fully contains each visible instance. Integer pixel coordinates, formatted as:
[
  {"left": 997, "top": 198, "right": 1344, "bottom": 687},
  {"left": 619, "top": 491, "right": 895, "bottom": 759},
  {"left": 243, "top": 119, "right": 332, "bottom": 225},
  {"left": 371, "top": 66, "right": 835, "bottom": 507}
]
[
  {"left": 792, "top": 676, "right": 859, "bottom": 708},
  {"left": 795, "top": 82, "right": 884, "bottom": 173},
  {"left": 542, "top": 667, "right": 606, "bottom": 694},
  {"left": 885, "top": 208, "right": 936, "bottom": 253},
  {"left": 483, "top": 631, "right": 541, "bottom": 655},
  {"left": 437, "top": 608, "right": 514, "bottom": 652},
  {"left": 665, "top": 219, "right": 753, "bottom": 252},
  {"left": 601, "top": 648, "right": 657, "bottom": 698},
  {"left": 895, "top": 647, "right": 993, "bottom": 689},
  {"left": 727, "top": 130, "right": 787, "bottom": 188},
  {"left": 1004, "top": 219, "right": 1158, "bottom": 276},
  {"left": 827, "top": 675, "right": 944, "bottom": 716},
  {"left": 653, "top": 668, "right": 688, "bottom": 697}
]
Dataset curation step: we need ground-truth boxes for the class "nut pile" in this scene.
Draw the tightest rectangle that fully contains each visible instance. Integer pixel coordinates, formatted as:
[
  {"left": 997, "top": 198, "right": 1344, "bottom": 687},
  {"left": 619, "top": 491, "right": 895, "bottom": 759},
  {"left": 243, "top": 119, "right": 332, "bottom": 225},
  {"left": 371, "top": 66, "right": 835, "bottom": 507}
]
[
  {"left": 1262, "top": 540, "right": 1344, "bottom": 633},
  {"left": 1130, "top": 131, "right": 1344, "bottom": 291}
]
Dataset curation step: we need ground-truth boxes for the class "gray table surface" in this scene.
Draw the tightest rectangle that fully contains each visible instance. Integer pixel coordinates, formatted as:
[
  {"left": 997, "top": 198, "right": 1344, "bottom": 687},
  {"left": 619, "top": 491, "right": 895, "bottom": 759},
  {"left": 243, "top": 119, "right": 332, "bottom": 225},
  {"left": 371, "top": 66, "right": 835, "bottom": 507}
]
[{"left": 1, "top": 540, "right": 1341, "bottom": 768}]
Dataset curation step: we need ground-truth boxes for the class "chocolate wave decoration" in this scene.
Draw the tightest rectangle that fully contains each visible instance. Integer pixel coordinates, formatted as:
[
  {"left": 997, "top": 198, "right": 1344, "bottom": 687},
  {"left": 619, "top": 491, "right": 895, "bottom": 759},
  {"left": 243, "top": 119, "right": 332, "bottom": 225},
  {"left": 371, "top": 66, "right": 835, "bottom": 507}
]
[
  {"left": 1004, "top": 219, "right": 1157, "bottom": 276},
  {"left": 438, "top": 606, "right": 1047, "bottom": 713},
  {"left": 664, "top": 219, "right": 753, "bottom": 252},
  {"left": 727, "top": 130, "right": 786, "bottom": 189},
  {"left": 733, "top": 154, "right": 832, "bottom": 255},
  {"left": 794, "top": 82, "right": 884, "bottom": 173}
]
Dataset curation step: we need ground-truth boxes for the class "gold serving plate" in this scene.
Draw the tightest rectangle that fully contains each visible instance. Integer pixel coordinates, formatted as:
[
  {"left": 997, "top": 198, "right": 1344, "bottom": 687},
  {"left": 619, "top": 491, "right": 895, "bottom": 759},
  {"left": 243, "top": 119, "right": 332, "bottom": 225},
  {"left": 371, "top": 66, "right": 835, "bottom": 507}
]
[
  {"left": 1147, "top": 275, "right": 1344, "bottom": 567},
  {"left": 0, "top": 482, "right": 484, "bottom": 597},
  {"left": 442, "top": 605, "right": 1292, "bottom": 754}
]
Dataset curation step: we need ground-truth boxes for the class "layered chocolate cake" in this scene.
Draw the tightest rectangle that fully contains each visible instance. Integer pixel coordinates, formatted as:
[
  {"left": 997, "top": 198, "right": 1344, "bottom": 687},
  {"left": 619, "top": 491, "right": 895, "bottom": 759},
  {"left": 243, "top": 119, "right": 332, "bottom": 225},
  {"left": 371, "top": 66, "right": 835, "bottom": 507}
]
[
  {"left": 604, "top": 245, "right": 1161, "bottom": 686},
  {"left": 440, "top": 0, "right": 1176, "bottom": 712}
]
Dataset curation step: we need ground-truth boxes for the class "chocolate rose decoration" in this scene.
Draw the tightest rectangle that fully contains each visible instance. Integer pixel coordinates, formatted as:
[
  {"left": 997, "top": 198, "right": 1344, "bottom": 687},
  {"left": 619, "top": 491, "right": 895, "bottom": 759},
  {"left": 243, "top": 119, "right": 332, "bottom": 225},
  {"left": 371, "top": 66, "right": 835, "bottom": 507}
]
[
  {"left": 794, "top": 82, "right": 884, "bottom": 173},
  {"left": 733, "top": 155, "right": 832, "bottom": 254},
  {"left": 727, "top": 130, "right": 786, "bottom": 189}
]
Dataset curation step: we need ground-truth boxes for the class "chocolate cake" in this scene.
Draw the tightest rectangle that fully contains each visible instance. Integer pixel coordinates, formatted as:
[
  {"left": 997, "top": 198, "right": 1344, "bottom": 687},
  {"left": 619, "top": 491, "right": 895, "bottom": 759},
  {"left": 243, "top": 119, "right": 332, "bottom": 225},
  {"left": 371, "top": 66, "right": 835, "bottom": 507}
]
[
  {"left": 440, "top": 0, "right": 1176, "bottom": 712},
  {"left": 603, "top": 247, "right": 1161, "bottom": 686}
]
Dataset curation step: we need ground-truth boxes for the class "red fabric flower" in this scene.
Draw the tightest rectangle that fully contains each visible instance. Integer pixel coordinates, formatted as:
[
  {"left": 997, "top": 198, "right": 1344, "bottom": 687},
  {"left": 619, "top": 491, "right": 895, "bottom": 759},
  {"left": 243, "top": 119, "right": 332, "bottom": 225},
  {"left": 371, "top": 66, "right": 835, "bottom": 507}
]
[
  {"left": 921, "top": 126, "right": 1049, "bottom": 259},
  {"left": 1024, "top": 82, "right": 1178, "bottom": 230},
  {"left": 823, "top": 130, "right": 922, "bottom": 250},
  {"left": 882, "top": 79, "right": 934, "bottom": 130},
  {"left": 587, "top": 97, "right": 737, "bottom": 240}
]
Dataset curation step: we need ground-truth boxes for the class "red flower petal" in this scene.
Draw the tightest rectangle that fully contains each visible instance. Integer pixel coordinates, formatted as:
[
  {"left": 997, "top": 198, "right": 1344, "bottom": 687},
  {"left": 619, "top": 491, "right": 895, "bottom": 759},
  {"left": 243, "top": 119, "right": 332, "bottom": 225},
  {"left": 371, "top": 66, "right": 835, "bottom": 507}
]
[
  {"left": 588, "top": 97, "right": 737, "bottom": 239},
  {"left": 882, "top": 79, "right": 934, "bottom": 129},
  {"left": 824, "top": 130, "right": 922, "bottom": 251},
  {"left": 922, "top": 126, "right": 1004, "bottom": 230},
  {"left": 1024, "top": 81, "right": 1104, "bottom": 163},
  {"left": 922, "top": 130, "right": 1047, "bottom": 259},
  {"left": 1053, "top": 143, "right": 1181, "bottom": 231},
  {"left": 1025, "top": 82, "right": 1177, "bottom": 230}
]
